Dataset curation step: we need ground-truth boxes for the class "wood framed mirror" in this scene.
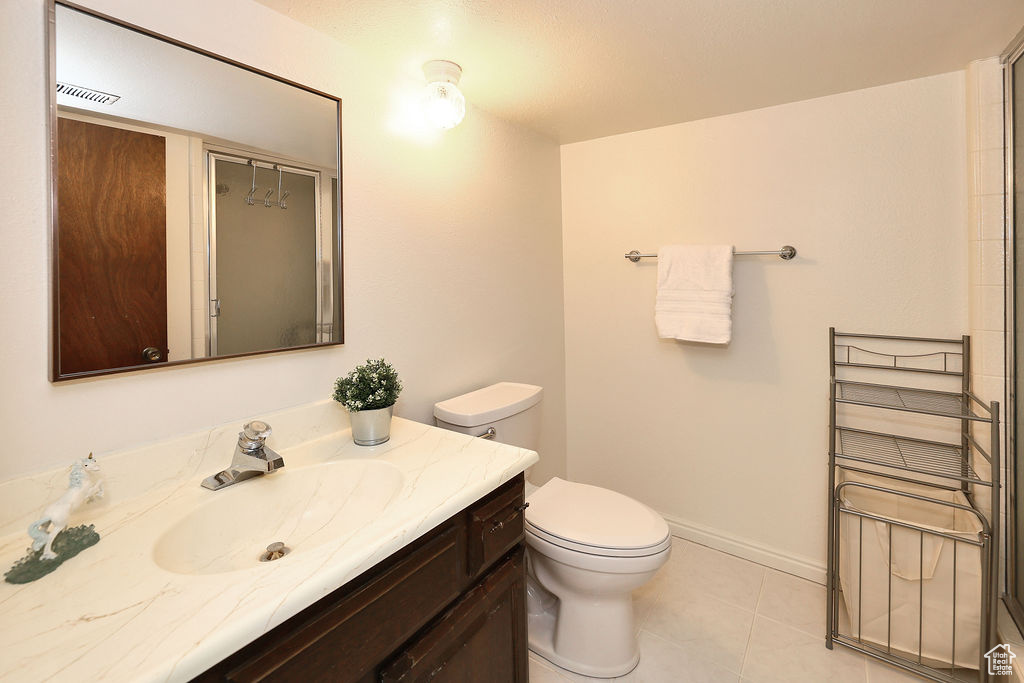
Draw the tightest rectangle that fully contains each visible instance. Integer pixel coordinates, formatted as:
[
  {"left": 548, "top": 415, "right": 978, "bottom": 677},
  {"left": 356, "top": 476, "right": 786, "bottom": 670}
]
[{"left": 48, "top": 1, "right": 343, "bottom": 381}]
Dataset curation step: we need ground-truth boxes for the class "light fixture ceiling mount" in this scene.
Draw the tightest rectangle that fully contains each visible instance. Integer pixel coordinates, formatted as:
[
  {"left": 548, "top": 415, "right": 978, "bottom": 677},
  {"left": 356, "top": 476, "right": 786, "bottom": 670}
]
[{"left": 422, "top": 59, "right": 466, "bottom": 130}]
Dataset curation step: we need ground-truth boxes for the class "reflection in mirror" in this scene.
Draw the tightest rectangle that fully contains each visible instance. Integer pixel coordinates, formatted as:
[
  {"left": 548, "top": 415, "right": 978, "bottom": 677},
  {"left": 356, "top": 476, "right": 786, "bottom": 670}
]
[{"left": 51, "top": 2, "right": 342, "bottom": 380}]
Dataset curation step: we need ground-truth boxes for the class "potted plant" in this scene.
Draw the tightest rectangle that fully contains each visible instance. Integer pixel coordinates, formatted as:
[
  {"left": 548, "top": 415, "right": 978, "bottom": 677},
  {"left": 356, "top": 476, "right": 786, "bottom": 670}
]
[{"left": 333, "top": 358, "right": 403, "bottom": 446}]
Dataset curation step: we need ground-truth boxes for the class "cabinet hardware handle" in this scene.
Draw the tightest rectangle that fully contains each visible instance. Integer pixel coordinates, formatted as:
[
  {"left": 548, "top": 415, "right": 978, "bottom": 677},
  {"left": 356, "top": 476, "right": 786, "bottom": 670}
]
[{"left": 489, "top": 502, "right": 530, "bottom": 533}]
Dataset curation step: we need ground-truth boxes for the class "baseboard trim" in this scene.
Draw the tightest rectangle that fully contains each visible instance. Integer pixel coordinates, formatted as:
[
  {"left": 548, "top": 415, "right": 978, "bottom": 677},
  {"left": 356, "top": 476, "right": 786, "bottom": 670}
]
[{"left": 662, "top": 512, "right": 826, "bottom": 585}]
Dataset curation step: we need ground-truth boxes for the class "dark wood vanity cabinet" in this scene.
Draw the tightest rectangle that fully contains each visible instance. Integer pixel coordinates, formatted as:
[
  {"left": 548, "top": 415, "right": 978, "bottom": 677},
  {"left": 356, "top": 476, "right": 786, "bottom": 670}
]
[{"left": 194, "top": 474, "right": 528, "bottom": 683}]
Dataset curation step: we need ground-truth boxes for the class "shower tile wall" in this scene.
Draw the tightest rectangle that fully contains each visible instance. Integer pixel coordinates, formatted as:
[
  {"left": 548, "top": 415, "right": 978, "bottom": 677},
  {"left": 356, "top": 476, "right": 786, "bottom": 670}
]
[{"left": 965, "top": 57, "right": 1007, "bottom": 581}]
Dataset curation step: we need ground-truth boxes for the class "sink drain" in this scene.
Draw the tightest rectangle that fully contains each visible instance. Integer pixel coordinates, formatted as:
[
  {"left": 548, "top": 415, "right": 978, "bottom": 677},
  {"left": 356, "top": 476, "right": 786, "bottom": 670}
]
[{"left": 259, "top": 542, "right": 290, "bottom": 562}]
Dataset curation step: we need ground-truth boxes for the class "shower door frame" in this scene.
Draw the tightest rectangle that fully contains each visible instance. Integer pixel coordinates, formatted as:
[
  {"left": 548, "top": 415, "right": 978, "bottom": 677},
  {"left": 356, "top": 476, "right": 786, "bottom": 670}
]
[
  {"left": 1003, "top": 28, "right": 1024, "bottom": 633},
  {"left": 205, "top": 149, "right": 325, "bottom": 356}
]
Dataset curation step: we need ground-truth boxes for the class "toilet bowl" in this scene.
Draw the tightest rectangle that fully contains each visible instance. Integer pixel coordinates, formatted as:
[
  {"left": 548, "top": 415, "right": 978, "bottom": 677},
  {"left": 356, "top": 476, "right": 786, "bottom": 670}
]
[
  {"left": 524, "top": 477, "right": 671, "bottom": 678},
  {"left": 433, "top": 383, "right": 671, "bottom": 678}
]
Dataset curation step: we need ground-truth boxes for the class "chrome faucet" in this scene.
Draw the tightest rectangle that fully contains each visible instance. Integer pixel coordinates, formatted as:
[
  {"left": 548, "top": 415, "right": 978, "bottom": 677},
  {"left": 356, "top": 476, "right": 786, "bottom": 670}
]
[{"left": 201, "top": 420, "right": 284, "bottom": 490}]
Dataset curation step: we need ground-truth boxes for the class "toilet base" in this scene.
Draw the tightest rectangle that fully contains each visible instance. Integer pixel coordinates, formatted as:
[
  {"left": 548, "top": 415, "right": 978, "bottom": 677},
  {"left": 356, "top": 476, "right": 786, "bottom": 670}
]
[
  {"left": 528, "top": 609, "right": 641, "bottom": 679},
  {"left": 523, "top": 533, "right": 670, "bottom": 679}
]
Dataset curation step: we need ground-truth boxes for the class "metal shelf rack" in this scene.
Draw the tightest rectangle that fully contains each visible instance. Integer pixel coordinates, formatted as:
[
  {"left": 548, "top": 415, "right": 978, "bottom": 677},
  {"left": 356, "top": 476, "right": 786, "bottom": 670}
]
[
  {"left": 835, "top": 381, "right": 990, "bottom": 422},
  {"left": 826, "top": 329, "right": 1000, "bottom": 682},
  {"left": 834, "top": 427, "right": 986, "bottom": 486}
]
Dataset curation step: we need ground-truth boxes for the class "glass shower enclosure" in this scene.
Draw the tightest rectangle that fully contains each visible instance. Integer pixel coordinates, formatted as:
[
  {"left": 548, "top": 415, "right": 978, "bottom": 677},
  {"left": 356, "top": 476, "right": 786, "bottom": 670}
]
[
  {"left": 206, "top": 152, "right": 328, "bottom": 356},
  {"left": 1006, "top": 32, "right": 1024, "bottom": 632}
]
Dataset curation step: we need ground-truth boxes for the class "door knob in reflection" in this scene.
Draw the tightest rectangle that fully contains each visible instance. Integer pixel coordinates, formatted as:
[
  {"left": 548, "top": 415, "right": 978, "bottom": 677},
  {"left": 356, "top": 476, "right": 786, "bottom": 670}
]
[{"left": 142, "top": 347, "right": 163, "bottom": 362}]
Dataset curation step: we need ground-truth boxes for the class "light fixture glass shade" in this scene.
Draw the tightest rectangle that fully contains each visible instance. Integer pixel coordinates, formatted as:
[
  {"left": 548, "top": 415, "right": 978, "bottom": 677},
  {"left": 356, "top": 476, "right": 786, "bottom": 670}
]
[
  {"left": 423, "top": 80, "right": 466, "bottom": 129},
  {"left": 422, "top": 60, "right": 465, "bottom": 129}
]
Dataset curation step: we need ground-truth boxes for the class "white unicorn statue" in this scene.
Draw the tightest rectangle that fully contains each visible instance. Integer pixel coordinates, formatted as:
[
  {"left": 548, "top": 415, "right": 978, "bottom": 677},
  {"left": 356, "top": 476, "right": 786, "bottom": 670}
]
[{"left": 27, "top": 454, "right": 104, "bottom": 560}]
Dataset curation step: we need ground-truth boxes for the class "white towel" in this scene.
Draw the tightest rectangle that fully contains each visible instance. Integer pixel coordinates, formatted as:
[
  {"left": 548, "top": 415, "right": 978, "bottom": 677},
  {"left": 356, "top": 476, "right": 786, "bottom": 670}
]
[{"left": 655, "top": 245, "right": 734, "bottom": 343}]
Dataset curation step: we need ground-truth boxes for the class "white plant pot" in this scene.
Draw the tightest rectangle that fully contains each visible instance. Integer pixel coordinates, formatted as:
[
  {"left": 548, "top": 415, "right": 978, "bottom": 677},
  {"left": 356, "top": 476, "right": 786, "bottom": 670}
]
[{"left": 349, "top": 405, "right": 394, "bottom": 446}]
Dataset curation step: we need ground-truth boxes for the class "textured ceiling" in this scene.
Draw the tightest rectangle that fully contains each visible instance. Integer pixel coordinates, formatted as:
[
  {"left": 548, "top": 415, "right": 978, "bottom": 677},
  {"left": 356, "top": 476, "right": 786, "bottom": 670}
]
[{"left": 256, "top": 0, "right": 1024, "bottom": 143}]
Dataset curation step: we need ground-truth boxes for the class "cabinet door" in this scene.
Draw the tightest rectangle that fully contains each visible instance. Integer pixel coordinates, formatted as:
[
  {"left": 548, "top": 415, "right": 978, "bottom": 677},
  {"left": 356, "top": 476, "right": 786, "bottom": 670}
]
[
  {"left": 380, "top": 548, "right": 527, "bottom": 683},
  {"left": 466, "top": 476, "right": 526, "bottom": 578}
]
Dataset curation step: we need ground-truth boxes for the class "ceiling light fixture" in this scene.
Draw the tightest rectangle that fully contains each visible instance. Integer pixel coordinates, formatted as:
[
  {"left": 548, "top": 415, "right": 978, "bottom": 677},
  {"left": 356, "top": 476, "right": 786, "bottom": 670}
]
[{"left": 422, "top": 59, "right": 465, "bottom": 130}]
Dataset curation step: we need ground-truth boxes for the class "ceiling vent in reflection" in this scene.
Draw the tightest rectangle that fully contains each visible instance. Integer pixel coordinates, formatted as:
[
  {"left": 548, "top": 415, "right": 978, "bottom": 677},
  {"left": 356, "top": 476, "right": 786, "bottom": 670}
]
[{"left": 56, "top": 81, "right": 120, "bottom": 105}]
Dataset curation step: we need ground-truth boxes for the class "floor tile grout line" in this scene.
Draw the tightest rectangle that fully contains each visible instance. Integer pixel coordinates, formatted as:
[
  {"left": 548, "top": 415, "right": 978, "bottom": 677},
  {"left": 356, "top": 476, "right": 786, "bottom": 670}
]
[
  {"left": 636, "top": 581, "right": 663, "bottom": 633},
  {"left": 637, "top": 544, "right": 679, "bottom": 632},
  {"left": 747, "top": 613, "right": 874, "bottom": 683},
  {"left": 679, "top": 535, "right": 826, "bottom": 587},
  {"left": 678, "top": 541, "right": 773, "bottom": 612},
  {"left": 755, "top": 614, "right": 824, "bottom": 640},
  {"left": 636, "top": 536, "right": 686, "bottom": 632},
  {"left": 638, "top": 627, "right": 747, "bottom": 681},
  {"left": 739, "top": 571, "right": 768, "bottom": 679},
  {"left": 642, "top": 547, "right": 762, "bottom": 677}
]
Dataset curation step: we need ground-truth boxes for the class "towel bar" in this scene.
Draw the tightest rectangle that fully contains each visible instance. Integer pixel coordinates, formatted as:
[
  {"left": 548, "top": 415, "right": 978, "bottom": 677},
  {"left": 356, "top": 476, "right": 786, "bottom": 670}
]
[{"left": 624, "top": 246, "right": 797, "bottom": 262}]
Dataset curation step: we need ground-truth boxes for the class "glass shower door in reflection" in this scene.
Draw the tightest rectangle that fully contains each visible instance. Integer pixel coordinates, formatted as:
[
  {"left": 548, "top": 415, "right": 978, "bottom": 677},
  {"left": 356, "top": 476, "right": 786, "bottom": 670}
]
[{"left": 207, "top": 153, "right": 322, "bottom": 356}]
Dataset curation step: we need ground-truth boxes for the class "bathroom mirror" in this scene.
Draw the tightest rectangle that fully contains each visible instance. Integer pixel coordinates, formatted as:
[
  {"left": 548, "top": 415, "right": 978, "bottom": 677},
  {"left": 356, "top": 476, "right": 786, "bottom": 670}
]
[{"left": 48, "top": 2, "right": 343, "bottom": 381}]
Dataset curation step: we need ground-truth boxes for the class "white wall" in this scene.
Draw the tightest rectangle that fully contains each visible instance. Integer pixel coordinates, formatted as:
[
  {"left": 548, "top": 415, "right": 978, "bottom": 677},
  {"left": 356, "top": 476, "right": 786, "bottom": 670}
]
[
  {"left": 0, "top": 0, "right": 567, "bottom": 484},
  {"left": 561, "top": 72, "right": 968, "bottom": 579}
]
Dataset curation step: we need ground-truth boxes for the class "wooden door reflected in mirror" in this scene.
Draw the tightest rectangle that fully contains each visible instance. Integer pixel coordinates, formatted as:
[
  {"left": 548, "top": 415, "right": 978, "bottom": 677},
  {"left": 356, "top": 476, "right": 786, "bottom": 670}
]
[{"left": 57, "top": 118, "right": 169, "bottom": 374}]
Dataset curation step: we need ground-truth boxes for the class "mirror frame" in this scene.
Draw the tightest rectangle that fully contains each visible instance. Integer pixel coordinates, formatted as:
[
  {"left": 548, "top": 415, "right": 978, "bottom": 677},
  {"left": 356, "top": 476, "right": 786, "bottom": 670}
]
[{"left": 47, "top": 0, "right": 344, "bottom": 382}]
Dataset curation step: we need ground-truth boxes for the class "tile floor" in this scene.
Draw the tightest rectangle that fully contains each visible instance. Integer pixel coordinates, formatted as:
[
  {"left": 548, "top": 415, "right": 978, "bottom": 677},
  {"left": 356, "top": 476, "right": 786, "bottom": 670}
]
[{"left": 528, "top": 537, "right": 935, "bottom": 683}]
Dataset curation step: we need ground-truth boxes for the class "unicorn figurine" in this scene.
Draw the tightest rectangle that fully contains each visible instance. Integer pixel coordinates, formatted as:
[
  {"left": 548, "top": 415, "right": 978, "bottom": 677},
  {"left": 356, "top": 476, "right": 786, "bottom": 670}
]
[{"left": 28, "top": 454, "right": 104, "bottom": 560}]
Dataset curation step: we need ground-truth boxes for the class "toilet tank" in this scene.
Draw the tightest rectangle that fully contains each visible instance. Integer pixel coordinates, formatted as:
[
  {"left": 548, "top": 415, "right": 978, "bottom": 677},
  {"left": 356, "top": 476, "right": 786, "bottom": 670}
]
[{"left": 434, "top": 382, "right": 543, "bottom": 450}]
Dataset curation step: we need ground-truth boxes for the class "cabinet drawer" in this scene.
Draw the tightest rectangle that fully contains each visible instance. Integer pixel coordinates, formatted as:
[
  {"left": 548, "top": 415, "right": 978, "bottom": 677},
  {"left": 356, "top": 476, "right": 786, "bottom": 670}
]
[
  {"left": 225, "top": 525, "right": 464, "bottom": 683},
  {"left": 466, "top": 475, "right": 526, "bottom": 577},
  {"left": 380, "top": 547, "right": 527, "bottom": 683}
]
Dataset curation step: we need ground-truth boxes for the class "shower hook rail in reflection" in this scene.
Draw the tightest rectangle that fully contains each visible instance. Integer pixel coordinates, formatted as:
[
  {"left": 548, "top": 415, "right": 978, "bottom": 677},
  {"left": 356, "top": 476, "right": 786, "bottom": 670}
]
[
  {"left": 244, "top": 159, "right": 258, "bottom": 205},
  {"left": 242, "top": 160, "right": 294, "bottom": 209},
  {"left": 623, "top": 245, "right": 797, "bottom": 262},
  {"left": 276, "top": 165, "right": 290, "bottom": 209}
]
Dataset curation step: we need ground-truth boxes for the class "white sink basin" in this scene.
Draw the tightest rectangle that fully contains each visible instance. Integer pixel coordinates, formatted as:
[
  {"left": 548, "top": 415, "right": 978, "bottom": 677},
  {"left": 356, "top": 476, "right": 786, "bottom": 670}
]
[{"left": 153, "top": 460, "right": 404, "bottom": 575}]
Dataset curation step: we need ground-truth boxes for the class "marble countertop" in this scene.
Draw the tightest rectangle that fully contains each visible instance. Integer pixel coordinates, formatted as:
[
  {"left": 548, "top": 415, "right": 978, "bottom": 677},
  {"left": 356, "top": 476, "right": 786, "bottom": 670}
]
[{"left": 0, "top": 401, "right": 537, "bottom": 682}]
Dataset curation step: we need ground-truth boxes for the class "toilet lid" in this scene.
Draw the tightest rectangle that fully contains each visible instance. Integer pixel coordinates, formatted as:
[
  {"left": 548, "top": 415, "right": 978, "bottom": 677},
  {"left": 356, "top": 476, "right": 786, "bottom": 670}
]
[{"left": 525, "top": 478, "right": 669, "bottom": 553}]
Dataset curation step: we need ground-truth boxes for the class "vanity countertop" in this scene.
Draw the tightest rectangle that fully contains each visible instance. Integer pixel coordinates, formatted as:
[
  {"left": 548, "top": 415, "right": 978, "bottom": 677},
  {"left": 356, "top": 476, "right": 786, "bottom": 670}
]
[{"left": 0, "top": 403, "right": 537, "bottom": 682}]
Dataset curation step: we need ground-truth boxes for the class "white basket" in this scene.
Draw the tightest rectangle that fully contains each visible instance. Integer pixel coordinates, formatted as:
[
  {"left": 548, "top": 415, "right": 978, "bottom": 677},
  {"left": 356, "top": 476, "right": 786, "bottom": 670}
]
[{"left": 838, "top": 471, "right": 984, "bottom": 669}]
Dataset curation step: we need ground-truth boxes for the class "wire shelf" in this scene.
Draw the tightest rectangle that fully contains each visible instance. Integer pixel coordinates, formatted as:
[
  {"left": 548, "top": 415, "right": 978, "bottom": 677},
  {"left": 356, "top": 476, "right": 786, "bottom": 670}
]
[
  {"left": 835, "top": 381, "right": 988, "bottom": 421},
  {"left": 834, "top": 428, "right": 987, "bottom": 486}
]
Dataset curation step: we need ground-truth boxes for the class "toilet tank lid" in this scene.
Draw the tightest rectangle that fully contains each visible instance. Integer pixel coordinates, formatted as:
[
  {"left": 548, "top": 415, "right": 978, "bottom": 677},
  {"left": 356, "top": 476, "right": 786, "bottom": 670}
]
[{"left": 434, "top": 382, "right": 543, "bottom": 427}]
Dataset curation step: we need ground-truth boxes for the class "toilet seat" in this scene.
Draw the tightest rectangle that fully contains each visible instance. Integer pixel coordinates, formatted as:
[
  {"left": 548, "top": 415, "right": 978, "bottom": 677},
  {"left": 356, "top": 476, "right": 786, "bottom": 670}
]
[
  {"left": 526, "top": 522, "right": 671, "bottom": 558},
  {"left": 525, "top": 525, "right": 671, "bottom": 575},
  {"left": 525, "top": 478, "right": 671, "bottom": 558}
]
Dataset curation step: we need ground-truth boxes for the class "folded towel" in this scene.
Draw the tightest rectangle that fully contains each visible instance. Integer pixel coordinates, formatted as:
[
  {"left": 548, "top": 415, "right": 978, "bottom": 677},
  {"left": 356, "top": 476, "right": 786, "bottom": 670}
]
[{"left": 655, "top": 245, "right": 734, "bottom": 343}]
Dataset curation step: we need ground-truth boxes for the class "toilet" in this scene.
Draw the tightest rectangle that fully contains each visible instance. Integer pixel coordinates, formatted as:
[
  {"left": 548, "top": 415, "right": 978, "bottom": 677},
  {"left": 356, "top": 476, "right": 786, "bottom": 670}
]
[{"left": 434, "top": 382, "right": 672, "bottom": 678}]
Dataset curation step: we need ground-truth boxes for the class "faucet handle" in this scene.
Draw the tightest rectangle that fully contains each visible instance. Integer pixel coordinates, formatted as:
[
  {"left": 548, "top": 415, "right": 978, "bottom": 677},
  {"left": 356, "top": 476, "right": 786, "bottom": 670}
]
[{"left": 242, "top": 420, "right": 272, "bottom": 441}]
